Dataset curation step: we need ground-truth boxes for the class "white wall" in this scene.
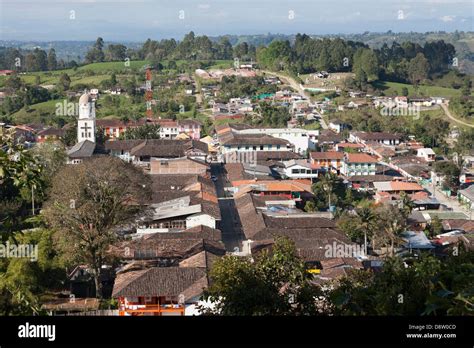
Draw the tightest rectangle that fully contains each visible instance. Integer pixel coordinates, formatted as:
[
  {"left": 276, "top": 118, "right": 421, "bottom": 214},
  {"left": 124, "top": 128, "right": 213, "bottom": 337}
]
[{"left": 186, "top": 214, "right": 216, "bottom": 229}]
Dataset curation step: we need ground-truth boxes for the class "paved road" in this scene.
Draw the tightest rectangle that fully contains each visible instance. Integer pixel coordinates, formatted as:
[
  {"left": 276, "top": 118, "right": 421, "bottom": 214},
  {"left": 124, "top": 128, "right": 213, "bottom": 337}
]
[
  {"left": 421, "top": 182, "right": 471, "bottom": 215},
  {"left": 260, "top": 69, "right": 328, "bottom": 130},
  {"left": 441, "top": 103, "right": 474, "bottom": 128},
  {"left": 211, "top": 163, "right": 245, "bottom": 251}
]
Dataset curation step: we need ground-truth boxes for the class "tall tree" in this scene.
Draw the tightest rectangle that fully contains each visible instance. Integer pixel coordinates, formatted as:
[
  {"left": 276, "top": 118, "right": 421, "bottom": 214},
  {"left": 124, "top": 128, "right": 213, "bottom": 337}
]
[
  {"left": 58, "top": 73, "right": 71, "bottom": 91},
  {"left": 43, "top": 157, "right": 151, "bottom": 298},
  {"left": 408, "top": 53, "right": 430, "bottom": 85},
  {"left": 47, "top": 48, "right": 58, "bottom": 71}
]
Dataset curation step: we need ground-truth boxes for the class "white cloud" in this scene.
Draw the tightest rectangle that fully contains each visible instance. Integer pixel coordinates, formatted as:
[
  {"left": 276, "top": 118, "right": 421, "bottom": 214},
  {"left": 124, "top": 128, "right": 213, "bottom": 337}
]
[{"left": 440, "top": 15, "right": 456, "bottom": 22}]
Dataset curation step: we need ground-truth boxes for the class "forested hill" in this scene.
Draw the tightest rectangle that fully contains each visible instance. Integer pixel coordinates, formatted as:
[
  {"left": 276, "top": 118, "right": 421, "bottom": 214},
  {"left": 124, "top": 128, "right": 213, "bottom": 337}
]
[{"left": 2, "top": 30, "right": 473, "bottom": 61}]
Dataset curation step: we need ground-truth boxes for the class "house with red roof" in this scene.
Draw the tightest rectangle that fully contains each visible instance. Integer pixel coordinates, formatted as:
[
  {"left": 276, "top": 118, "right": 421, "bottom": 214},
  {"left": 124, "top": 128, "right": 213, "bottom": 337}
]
[
  {"left": 341, "top": 153, "right": 379, "bottom": 176},
  {"left": 310, "top": 151, "right": 344, "bottom": 173}
]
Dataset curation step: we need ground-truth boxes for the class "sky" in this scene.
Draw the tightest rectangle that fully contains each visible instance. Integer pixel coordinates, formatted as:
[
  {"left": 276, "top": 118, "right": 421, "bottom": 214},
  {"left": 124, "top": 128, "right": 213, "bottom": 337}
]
[{"left": 0, "top": 0, "right": 473, "bottom": 41}]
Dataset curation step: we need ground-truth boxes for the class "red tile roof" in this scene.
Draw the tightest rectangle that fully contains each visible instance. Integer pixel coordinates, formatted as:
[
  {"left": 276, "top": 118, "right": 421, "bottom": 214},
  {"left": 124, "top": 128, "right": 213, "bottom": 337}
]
[
  {"left": 346, "top": 153, "right": 378, "bottom": 163},
  {"left": 310, "top": 152, "right": 344, "bottom": 160}
]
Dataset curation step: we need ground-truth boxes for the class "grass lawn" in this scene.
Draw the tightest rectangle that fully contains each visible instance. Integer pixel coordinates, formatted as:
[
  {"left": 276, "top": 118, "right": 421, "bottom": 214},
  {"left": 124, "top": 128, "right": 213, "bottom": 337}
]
[
  {"left": 76, "top": 60, "right": 149, "bottom": 72},
  {"left": 373, "top": 81, "right": 465, "bottom": 98},
  {"left": 11, "top": 99, "right": 61, "bottom": 124},
  {"left": 207, "top": 60, "right": 234, "bottom": 69}
]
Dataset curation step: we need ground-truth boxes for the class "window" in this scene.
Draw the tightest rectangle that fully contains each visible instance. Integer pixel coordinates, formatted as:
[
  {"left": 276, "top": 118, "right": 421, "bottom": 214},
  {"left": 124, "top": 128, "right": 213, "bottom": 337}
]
[
  {"left": 260, "top": 145, "right": 264, "bottom": 150},
  {"left": 277, "top": 145, "right": 281, "bottom": 150},
  {"left": 292, "top": 169, "right": 299, "bottom": 174}
]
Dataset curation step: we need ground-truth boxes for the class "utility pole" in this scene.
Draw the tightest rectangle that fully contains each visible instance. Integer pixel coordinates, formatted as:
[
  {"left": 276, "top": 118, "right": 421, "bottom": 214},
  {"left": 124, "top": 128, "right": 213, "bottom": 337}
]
[{"left": 31, "top": 186, "right": 35, "bottom": 215}]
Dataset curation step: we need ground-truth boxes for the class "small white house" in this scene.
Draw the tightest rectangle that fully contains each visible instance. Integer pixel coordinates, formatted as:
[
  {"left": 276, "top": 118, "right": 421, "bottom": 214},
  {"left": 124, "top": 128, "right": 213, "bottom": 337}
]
[
  {"left": 281, "top": 159, "right": 320, "bottom": 180},
  {"left": 328, "top": 119, "right": 346, "bottom": 134},
  {"left": 417, "top": 148, "right": 436, "bottom": 162}
]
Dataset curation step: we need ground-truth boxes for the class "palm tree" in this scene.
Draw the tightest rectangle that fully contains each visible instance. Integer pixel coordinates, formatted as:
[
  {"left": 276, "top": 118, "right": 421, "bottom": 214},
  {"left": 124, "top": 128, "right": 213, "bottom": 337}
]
[
  {"left": 355, "top": 205, "right": 377, "bottom": 256},
  {"left": 379, "top": 206, "right": 406, "bottom": 256},
  {"left": 399, "top": 192, "right": 415, "bottom": 219},
  {"left": 318, "top": 172, "right": 339, "bottom": 211}
]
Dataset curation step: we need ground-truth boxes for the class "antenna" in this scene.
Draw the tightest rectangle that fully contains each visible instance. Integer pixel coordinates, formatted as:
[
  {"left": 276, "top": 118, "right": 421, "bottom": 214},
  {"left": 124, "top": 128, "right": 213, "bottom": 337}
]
[{"left": 145, "top": 66, "right": 153, "bottom": 118}]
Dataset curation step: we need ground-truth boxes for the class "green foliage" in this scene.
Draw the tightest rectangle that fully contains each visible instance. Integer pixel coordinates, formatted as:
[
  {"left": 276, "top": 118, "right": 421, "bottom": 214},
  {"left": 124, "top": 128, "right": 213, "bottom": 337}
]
[
  {"left": 200, "top": 237, "right": 323, "bottom": 315},
  {"left": 58, "top": 73, "right": 71, "bottom": 91},
  {"left": 408, "top": 53, "right": 430, "bottom": 85},
  {"left": 0, "top": 228, "right": 66, "bottom": 315},
  {"left": 310, "top": 172, "right": 346, "bottom": 210},
  {"left": 118, "top": 123, "right": 161, "bottom": 140},
  {"left": 433, "top": 160, "right": 461, "bottom": 192},
  {"left": 0, "top": 128, "right": 44, "bottom": 239},
  {"left": 257, "top": 102, "right": 290, "bottom": 127},
  {"left": 330, "top": 250, "right": 474, "bottom": 315},
  {"left": 42, "top": 156, "right": 151, "bottom": 298},
  {"left": 353, "top": 48, "right": 380, "bottom": 83}
]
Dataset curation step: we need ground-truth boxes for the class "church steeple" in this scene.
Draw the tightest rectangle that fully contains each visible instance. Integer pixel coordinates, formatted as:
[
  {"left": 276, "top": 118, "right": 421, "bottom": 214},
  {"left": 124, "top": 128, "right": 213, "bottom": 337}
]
[{"left": 77, "top": 92, "right": 96, "bottom": 143}]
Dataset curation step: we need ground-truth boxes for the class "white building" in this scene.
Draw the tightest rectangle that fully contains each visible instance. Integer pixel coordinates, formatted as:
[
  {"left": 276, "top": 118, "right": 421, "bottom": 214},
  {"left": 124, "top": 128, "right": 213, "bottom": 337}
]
[
  {"left": 136, "top": 196, "right": 219, "bottom": 235},
  {"left": 281, "top": 159, "right": 320, "bottom": 180},
  {"left": 77, "top": 93, "right": 96, "bottom": 144},
  {"left": 417, "top": 148, "right": 436, "bottom": 162},
  {"left": 328, "top": 119, "right": 346, "bottom": 134},
  {"left": 67, "top": 92, "right": 97, "bottom": 164},
  {"left": 235, "top": 128, "right": 318, "bottom": 154}
]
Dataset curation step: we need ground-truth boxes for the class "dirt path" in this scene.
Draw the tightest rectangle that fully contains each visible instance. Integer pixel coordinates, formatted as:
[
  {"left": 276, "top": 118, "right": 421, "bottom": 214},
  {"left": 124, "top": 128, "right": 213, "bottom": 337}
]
[
  {"left": 441, "top": 103, "right": 474, "bottom": 128},
  {"left": 259, "top": 70, "right": 328, "bottom": 129}
]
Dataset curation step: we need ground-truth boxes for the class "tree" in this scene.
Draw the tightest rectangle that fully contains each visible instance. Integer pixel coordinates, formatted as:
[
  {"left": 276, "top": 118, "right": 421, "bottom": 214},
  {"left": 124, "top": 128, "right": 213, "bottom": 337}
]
[
  {"left": 105, "top": 44, "right": 127, "bottom": 61},
  {"left": 376, "top": 205, "right": 406, "bottom": 256},
  {"left": 311, "top": 173, "right": 345, "bottom": 211},
  {"left": 43, "top": 157, "right": 151, "bottom": 298},
  {"left": 47, "top": 48, "right": 58, "bottom": 71},
  {"left": 426, "top": 216, "right": 443, "bottom": 238},
  {"left": 58, "top": 73, "right": 71, "bottom": 91},
  {"left": 433, "top": 160, "right": 461, "bottom": 193},
  {"left": 330, "top": 251, "right": 474, "bottom": 315},
  {"left": 5, "top": 74, "right": 22, "bottom": 90},
  {"left": 85, "top": 37, "right": 105, "bottom": 63},
  {"left": 200, "top": 237, "right": 324, "bottom": 315},
  {"left": 0, "top": 128, "right": 44, "bottom": 239},
  {"left": 0, "top": 228, "right": 66, "bottom": 315},
  {"left": 119, "top": 124, "right": 161, "bottom": 140},
  {"left": 399, "top": 192, "right": 415, "bottom": 219},
  {"left": 110, "top": 72, "right": 117, "bottom": 86},
  {"left": 355, "top": 204, "right": 377, "bottom": 255},
  {"left": 353, "top": 48, "right": 379, "bottom": 83},
  {"left": 408, "top": 53, "right": 429, "bottom": 85}
]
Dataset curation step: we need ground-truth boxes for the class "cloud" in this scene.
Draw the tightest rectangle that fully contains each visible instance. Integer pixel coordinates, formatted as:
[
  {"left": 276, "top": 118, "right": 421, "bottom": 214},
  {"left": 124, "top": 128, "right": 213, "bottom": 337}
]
[{"left": 440, "top": 15, "right": 456, "bottom": 22}]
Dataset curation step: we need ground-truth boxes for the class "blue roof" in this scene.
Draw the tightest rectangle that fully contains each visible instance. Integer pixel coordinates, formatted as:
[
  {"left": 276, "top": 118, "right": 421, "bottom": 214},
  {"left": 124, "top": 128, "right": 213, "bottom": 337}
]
[{"left": 402, "top": 231, "right": 434, "bottom": 249}]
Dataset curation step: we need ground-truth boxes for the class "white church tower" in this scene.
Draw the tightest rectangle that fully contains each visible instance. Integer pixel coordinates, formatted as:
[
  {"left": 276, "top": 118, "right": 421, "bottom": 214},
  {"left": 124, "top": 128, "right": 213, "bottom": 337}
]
[{"left": 77, "top": 92, "right": 96, "bottom": 143}]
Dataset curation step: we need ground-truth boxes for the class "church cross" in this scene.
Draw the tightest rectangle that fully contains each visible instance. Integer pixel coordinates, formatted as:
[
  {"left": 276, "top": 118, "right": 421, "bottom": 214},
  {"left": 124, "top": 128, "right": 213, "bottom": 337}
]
[{"left": 81, "top": 123, "right": 91, "bottom": 133}]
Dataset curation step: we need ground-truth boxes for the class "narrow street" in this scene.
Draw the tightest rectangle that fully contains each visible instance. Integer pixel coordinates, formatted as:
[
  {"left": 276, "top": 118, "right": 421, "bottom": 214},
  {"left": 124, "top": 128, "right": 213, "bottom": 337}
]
[
  {"left": 211, "top": 163, "right": 245, "bottom": 252},
  {"left": 421, "top": 182, "right": 471, "bottom": 216}
]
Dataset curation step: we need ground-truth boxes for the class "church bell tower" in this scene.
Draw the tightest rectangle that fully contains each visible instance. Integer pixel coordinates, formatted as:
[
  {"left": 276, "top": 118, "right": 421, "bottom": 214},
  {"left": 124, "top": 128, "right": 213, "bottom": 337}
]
[{"left": 77, "top": 92, "right": 96, "bottom": 143}]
